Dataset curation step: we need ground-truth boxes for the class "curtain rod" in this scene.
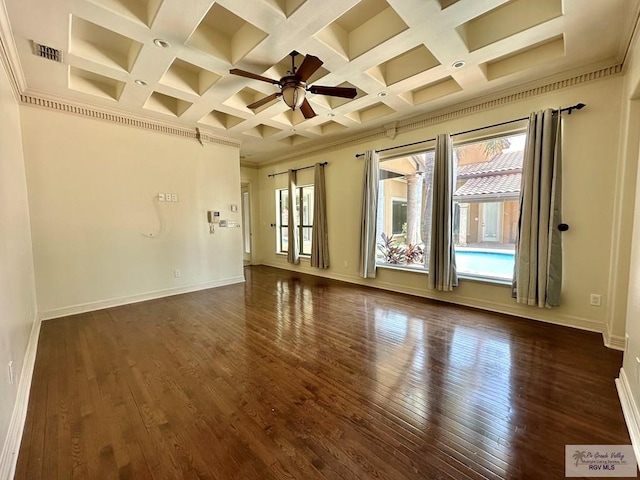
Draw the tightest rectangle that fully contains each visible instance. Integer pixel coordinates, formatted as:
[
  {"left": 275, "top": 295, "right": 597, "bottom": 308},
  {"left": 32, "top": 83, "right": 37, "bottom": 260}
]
[
  {"left": 268, "top": 161, "right": 328, "bottom": 178},
  {"left": 354, "top": 102, "right": 585, "bottom": 158}
]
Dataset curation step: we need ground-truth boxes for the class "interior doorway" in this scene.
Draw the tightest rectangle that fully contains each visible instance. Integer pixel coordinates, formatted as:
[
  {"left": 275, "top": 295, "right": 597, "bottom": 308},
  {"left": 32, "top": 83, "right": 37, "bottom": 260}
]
[{"left": 241, "top": 183, "right": 252, "bottom": 265}]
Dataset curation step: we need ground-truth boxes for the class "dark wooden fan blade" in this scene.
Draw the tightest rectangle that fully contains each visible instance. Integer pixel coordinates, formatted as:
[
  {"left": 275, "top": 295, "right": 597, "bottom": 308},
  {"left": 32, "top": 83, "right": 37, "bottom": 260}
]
[
  {"left": 229, "top": 68, "right": 281, "bottom": 85},
  {"left": 300, "top": 98, "right": 316, "bottom": 119},
  {"left": 295, "top": 55, "right": 323, "bottom": 82},
  {"left": 247, "top": 93, "right": 281, "bottom": 110},
  {"left": 308, "top": 85, "right": 357, "bottom": 98}
]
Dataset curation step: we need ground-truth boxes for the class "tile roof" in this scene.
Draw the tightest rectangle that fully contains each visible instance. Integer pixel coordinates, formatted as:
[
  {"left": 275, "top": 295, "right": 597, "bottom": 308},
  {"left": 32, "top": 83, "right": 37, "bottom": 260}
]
[
  {"left": 455, "top": 173, "right": 522, "bottom": 198},
  {"left": 457, "top": 151, "right": 523, "bottom": 177}
]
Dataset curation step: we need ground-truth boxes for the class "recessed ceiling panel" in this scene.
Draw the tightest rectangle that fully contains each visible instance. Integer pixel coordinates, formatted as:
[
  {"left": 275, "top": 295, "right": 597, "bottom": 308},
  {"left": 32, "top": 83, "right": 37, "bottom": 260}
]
[
  {"left": 143, "top": 91, "right": 192, "bottom": 116},
  {"left": 70, "top": 15, "right": 143, "bottom": 72},
  {"left": 186, "top": 3, "right": 268, "bottom": 64},
  {"left": 403, "top": 76, "right": 462, "bottom": 106},
  {"left": 199, "top": 110, "right": 245, "bottom": 129},
  {"left": 438, "top": 0, "right": 459, "bottom": 8},
  {"left": 87, "top": 0, "right": 163, "bottom": 27},
  {"left": 69, "top": 66, "right": 125, "bottom": 100},
  {"left": 346, "top": 102, "right": 395, "bottom": 124},
  {"left": 262, "top": 0, "right": 308, "bottom": 18},
  {"left": 243, "top": 124, "right": 283, "bottom": 138},
  {"left": 485, "top": 35, "right": 565, "bottom": 80},
  {"left": 320, "top": 121, "right": 348, "bottom": 135},
  {"left": 159, "top": 59, "right": 220, "bottom": 96},
  {"left": 457, "top": 0, "right": 563, "bottom": 52},
  {"left": 367, "top": 45, "right": 440, "bottom": 86},
  {"left": 315, "top": 0, "right": 409, "bottom": 60}
]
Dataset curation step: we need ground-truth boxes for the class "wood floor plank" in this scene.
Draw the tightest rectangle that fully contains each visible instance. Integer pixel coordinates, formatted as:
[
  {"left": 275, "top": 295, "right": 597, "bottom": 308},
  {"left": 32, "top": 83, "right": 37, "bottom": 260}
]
[{"left": 15, "top": 265, "right": 631, "bottom": 479}]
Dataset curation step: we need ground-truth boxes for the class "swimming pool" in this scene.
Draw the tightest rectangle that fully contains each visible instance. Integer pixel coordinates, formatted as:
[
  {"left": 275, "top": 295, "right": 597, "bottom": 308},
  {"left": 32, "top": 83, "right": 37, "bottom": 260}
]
[{"left": 455, "top": 249, "right": 514, "bottom": 280}]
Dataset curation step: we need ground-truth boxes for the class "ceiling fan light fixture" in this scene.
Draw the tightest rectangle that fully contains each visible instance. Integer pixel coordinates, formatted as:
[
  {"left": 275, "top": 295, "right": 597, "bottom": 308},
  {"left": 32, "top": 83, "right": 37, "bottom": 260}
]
[
  {"left": 229, "top": 52, "right": 355, "bottom": 119},
  {"left": 282, "top": 84, "right": 306, "bottom": 110}
]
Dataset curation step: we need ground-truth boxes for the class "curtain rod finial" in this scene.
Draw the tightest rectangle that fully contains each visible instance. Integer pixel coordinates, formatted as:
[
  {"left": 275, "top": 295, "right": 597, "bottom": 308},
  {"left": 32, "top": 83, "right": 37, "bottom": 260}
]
[{"left": 566, "top": 103, "right": 586, "bottom": 115}]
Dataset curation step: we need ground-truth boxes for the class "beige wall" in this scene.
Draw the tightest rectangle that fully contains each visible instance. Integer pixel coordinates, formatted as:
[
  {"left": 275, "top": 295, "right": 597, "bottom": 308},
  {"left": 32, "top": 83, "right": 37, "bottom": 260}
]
[
  {"left": 20, "top": 107, "right": 244, "bottom": 318},
  {"left": 255, "top": 75, "right": 630, "bottom": 336},
  {"left": 0, "top": 59, "right": 37, "bottom": 470}
]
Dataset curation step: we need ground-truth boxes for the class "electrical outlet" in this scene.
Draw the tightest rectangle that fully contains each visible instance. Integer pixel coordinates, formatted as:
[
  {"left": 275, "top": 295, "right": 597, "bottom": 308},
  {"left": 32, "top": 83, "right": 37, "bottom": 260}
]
[
  {"left": 171, "top": 194, "right": 178, "bottom": 202},
  {"left": 158, "top": 193, "right": 165, "bottom": 202},
  {"left": 174, "top": 269, "right": 181, "bottom": 278},
  {"left": 7, "top": 361, "right": 14, "bottom": 385},
  {"left": 590, "top": 294, "right": 601, "bottom": 306},
  {"left": 166, "top": 192, "right": 173, "bottom": 202}
]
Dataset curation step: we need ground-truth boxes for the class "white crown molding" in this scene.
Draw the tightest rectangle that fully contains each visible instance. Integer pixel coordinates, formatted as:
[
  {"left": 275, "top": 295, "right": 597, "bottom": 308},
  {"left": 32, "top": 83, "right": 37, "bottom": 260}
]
[
  {"left": 19, "top": 61, "right": 620, "bottom": 158},
  {"left": 0, "top": 0, "right": 26, "bottom": 98},
  {"left": 621, "top": 1, "right": 640, "bottom": 70},
  {"left": 20, "top": 92, "right": 242, "bottom": 149}
]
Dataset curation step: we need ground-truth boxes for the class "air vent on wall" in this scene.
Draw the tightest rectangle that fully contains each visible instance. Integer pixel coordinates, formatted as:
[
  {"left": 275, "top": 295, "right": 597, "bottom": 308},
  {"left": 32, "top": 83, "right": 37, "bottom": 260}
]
[{"left": 31, "top": 41, "right": 63, "bottom": 63}]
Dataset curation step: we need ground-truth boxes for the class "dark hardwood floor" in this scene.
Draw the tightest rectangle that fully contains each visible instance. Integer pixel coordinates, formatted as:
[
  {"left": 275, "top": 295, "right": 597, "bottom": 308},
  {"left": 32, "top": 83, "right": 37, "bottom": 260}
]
[{"left": 15, "top": 265, "right": 630, "bottom": 479}]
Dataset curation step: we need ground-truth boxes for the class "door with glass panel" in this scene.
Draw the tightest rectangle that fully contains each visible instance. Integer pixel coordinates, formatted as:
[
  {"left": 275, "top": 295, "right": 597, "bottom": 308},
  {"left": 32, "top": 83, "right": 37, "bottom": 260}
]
[{"left": 481, "top": 202, "right": 502, "bottom": 242}]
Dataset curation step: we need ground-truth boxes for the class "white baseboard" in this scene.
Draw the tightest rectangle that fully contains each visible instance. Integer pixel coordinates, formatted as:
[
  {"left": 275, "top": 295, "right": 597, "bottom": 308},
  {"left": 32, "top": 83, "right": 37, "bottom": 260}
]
[
  {"left": 616, "top": 368, "right": 640, "bottom": 466},
  {"left": 0, "top": 315, "right": 41, "bottom": 480},
  {"left": 604, "top": 329, "right": 627, "bottom": 351},
  {"left": 258, "top": 262, "right": 606, "bottom": 336},
  {"left": 39, "top": 275, "right": 245, "bottom": 320}
]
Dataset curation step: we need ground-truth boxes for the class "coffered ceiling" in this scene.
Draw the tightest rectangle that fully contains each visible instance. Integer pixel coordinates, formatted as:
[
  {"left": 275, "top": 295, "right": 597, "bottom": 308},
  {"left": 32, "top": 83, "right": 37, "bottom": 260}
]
[{"left": 2, "top": 0, "right": 639, "bottom": 164}]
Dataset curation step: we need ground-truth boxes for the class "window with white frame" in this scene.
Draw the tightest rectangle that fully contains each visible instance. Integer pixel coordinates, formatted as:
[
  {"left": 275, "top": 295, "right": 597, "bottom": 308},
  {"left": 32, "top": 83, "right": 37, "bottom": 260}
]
[
  {"left": 376, "top": 132, "right": 526, "bottom": 281},
  {"left": 276, "top": 185, "right": 314, "bottom": 256}
]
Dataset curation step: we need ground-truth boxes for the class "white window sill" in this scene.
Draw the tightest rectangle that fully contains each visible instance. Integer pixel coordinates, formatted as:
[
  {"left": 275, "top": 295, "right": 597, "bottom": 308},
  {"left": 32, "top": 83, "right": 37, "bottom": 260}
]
[
  {"left": 376, "top": 263, "right": 512, "bottom": 287},
  {"left": 276, "top": 252, "right": 311, "bottom": 259}
]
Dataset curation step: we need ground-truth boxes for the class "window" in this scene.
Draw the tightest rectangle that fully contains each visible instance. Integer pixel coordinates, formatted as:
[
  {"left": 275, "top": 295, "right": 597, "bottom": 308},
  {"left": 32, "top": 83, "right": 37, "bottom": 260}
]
[
  {"left": 376, "top": 132, "right": 526, "bottom": 281},
  {"left": 377, "top": 152, "right": 433, "bottom": 269},
  {"left": 453, "top": 133, "right": 525, "bottom": 281},
  {"left": 276, "top": 185, "right": 314, "bottom": 256}
]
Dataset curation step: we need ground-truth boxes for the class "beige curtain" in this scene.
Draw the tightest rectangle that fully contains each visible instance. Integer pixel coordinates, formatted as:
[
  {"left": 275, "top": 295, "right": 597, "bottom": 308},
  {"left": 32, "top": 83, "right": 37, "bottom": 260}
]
[
  {"left": 428, "top": 134, "right": 458, "bottom": 291},
  {"left": 287, "top": 169, "right": 299, "bottom": 264},
  {"left": 513, "top": 109, "right": 563, "bottom": 307},
  {"left": 311, "top": 163, "right": 329, "bottom": 268},
  {"left": 359, "top": 150, "right": 379, "bottom": 278}
]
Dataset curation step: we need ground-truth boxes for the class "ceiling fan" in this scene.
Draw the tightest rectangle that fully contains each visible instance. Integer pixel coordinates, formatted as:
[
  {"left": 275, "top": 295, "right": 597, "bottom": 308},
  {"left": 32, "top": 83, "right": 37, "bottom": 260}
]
[{"left": 229, "top": 51, "right": 357, "bottom": 119}]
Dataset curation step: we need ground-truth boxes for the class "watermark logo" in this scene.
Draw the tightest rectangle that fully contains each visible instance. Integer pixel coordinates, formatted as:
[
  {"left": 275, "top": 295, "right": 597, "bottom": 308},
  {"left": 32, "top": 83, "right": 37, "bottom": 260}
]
[{"left": 566, "top": 445, "right": 637, "bottom": 477}]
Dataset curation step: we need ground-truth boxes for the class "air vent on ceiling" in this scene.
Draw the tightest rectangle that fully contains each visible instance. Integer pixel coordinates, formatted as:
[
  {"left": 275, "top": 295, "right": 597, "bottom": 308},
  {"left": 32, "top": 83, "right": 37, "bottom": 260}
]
[{"left": 32, "top": 41, "right": 63, "bottom": 63}]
